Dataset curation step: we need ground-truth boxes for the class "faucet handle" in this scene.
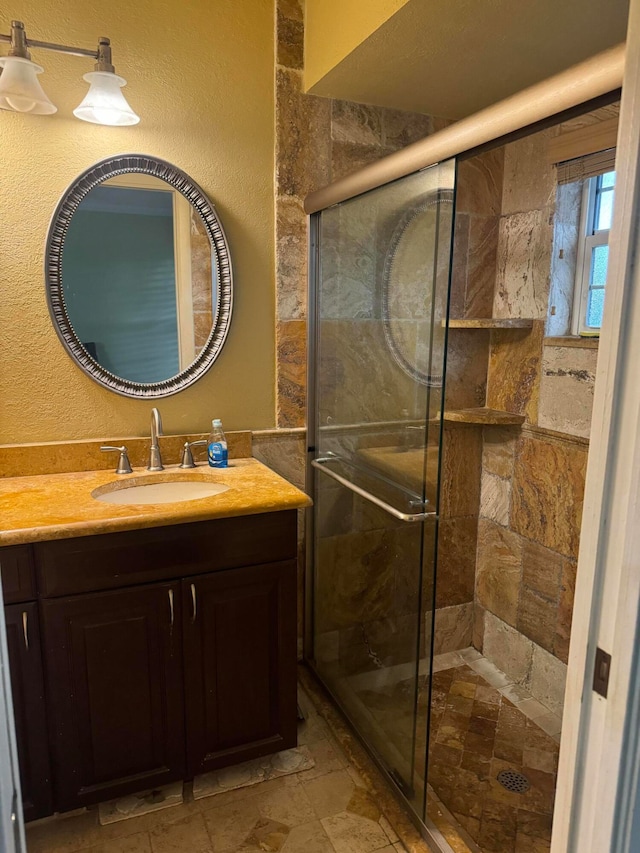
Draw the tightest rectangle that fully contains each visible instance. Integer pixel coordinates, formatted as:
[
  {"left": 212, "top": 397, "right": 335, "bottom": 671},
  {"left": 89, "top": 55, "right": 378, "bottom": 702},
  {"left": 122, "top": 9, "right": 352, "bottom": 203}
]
[
  {"left": 179, "top": 440, "right": 208, "bottom": 469},
  {"left": 100, "top": 445, "right": 133, "bottom": 475}
]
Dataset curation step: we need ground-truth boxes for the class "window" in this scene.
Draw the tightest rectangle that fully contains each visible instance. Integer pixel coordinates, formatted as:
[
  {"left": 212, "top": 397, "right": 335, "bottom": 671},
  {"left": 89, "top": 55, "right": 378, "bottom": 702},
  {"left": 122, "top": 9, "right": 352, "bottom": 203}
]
[{"left": 573, "top": 171, "right": 616, "bottom": 335}]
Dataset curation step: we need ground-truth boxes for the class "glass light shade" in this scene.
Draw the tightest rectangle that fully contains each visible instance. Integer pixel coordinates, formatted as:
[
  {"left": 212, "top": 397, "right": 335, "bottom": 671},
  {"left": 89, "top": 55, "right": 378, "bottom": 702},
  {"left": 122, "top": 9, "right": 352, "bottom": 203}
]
[
  {"left": 0, "top": 56, "right": 57, "bottom": 115},
  {"left": 73, "top": 71, "right": 139, "bottom": 126}
]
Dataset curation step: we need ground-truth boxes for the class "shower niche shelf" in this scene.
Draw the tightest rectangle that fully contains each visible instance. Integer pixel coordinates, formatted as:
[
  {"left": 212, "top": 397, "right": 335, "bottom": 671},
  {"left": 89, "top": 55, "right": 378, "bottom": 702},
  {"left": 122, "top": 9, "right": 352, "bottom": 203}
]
[
  {"left": 444, "top": 318, "right": 534, "bottom": 329},
  {"left": 443, "top": 407, "right": 525, "bottom": 426}
]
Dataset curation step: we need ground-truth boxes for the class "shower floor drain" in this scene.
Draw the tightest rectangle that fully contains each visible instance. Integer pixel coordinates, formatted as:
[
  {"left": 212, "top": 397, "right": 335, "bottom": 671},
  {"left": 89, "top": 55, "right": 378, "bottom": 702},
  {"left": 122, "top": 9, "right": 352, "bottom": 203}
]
[{"left": 497, "top": 769, "right": 530, "bottom": 793}]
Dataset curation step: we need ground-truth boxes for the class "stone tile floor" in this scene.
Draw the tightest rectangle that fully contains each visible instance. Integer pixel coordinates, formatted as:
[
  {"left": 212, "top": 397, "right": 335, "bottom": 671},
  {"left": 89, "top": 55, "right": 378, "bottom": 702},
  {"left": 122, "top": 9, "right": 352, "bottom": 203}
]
[
  {"left": 351, "top": 648, "right": 560, "bottom": 853},
  {"left": 428, "top": 653, "right": 559, "bottom": 853},
  {"left": 25, "top": 685, "right": 408, "bottom": 853}
]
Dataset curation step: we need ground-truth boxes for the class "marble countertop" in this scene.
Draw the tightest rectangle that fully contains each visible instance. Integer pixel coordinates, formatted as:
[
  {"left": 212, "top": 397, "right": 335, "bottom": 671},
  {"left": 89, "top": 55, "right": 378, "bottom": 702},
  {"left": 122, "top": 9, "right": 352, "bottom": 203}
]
[{"left": 0, "top": 458, "right": 311, "bottom": 546}]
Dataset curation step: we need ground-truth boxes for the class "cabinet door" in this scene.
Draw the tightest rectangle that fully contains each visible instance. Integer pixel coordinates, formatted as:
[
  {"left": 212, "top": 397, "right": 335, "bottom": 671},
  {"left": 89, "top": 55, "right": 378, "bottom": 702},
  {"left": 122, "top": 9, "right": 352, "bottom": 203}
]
[
  {"left": 1, "top": 546, "right": 36, "bottom": 605},
  {"left": 183, "top": 561, "right": 297, "bottom": 776},
  {"left": 41, "top": 582, "right": 185, "bottom": 811},
  {"left": 5, "top": 603, "right": 52, "bottom": 821}
]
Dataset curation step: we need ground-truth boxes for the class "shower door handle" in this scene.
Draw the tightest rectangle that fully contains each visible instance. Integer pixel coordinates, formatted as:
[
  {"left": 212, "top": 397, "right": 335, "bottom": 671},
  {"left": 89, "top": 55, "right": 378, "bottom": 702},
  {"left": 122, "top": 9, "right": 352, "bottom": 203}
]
[{"left": 311, "top": 458, "right": 437, "bottom": 523}]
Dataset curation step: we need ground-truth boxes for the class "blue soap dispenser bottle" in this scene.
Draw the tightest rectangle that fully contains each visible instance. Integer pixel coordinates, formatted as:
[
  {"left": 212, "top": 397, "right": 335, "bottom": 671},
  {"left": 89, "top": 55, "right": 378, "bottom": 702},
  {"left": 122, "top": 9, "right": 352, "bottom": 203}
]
[{"left": 208, "top": 419, "right": 228, "bottom": 468}]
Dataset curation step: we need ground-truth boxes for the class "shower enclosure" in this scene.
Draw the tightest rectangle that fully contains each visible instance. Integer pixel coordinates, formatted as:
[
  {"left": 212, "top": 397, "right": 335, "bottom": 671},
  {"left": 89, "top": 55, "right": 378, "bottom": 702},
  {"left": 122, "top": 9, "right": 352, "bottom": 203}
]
[{"left": 306, "top": 160, "right": 456, "bottom": 828}]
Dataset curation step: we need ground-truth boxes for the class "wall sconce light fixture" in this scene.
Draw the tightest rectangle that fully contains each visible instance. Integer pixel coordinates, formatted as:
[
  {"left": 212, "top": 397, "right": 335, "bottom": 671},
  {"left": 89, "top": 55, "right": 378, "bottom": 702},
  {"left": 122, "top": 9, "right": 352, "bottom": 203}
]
[{"left": 0, "top": 20, "right": 139, "bottom": 126}]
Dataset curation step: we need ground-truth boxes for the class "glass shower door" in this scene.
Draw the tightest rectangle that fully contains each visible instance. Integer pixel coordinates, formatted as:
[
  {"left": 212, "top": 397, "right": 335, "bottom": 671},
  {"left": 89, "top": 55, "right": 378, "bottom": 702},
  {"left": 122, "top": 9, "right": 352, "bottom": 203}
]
[{"left": 308, "top": 161, "right": 456, "bottom": 819}]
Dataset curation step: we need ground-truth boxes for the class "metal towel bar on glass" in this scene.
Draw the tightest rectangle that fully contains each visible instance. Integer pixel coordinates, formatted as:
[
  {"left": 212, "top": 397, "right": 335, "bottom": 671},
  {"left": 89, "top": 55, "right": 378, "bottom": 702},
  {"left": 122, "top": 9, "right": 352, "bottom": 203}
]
[{"left": 311, "top": 457, "right": 437, "bottom": 523}]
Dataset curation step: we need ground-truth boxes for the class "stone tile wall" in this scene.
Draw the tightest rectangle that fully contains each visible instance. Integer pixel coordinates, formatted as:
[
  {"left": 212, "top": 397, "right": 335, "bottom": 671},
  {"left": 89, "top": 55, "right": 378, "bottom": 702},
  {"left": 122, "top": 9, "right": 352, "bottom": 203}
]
[
  {"left": 475, "top": 428, "right": 585, "bottom": 674},
  {"left": 314, "top": 482, "right": 425, "bottom": 675},
  {"left": 493, "top": 130, "right": 556, "bottom": 322},
  {"left": 488, "top": 111, "right": 616, "bottom": 442},
  {"left": 432, "top": 426, "right": 482, "bottom": 652},
  {"left": 252, "top": 427, "right": 307, "bottom": 654},
  {"left": 427, "top": 112, "right": 616, "bottom": 718},
  {"left": 547, "top": 180, "right": 583, "bottom": 337},
  {"left": 538, "top": 345, "right": 598, "bottom": 438},
  {"left": 275, "top": 0, "right": 437, "bottom": 429},
  {"left": 450, "top": 149, "right": 504, "bottom": 322},
  {"left": 273, "top": 0, "right": 445, "bottom": 656},
  {"left": 482, "top": 612, "right": 568, "bottom": 716},
  {"left": 273, "top": 3, "right": 610, "bottom": 707},
  {"left": 432, "top": 148, "right": 504, "bottom": 652},
  {"left": 469, "top": 120, "right": 603, "bottom": 713}
]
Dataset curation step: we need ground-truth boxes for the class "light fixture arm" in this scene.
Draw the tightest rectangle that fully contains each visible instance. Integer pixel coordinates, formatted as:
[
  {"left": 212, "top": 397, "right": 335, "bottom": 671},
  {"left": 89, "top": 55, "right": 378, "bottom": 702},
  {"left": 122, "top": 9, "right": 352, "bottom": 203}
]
[
  {"left": 0, "top": 19, "right": 138, "bottom": 125},
  {"left": 0, "top": 21, "right": 115, "bottom": 71}
]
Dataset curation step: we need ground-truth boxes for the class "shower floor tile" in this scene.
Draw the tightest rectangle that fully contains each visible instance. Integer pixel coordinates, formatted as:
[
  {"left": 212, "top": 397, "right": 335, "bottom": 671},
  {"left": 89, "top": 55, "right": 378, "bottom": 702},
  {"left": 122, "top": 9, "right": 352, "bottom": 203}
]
[
  {"left": 345, "top": 650, "right": 560, "bottom": 853},
  {"left": 427, "top": 661, "right": 559, "bottom": 853}
]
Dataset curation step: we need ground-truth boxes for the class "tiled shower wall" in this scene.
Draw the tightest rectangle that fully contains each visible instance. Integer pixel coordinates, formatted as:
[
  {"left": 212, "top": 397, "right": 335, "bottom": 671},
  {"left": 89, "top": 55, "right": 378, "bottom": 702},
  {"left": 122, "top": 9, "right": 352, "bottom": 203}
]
[
  {"left": 467, "top": 110, "right": 619, "bottom": 715},
  {"left": 261, "top": 0, "right": 445, "bottom": 650},
  {"left": 433, "top": 148, "right": 505, "bottom": 651},
  {"left": 271, "top": 0, "right": 613, "bottom": 704},
  {"left": 274, "top": 0, "right": 441, "bottom": 431},
  {"left": 430, "top": 108, "right": 620, "bottom": 718}
]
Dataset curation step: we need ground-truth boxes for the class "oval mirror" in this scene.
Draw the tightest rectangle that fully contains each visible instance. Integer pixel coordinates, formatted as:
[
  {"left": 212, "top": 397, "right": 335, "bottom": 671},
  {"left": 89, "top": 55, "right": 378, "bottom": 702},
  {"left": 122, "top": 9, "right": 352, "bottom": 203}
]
[
  {"left": 46, "top": 154, "right": 233, "bottom": 398},
  {"left": 382, "top": 190, "right": 453, "bottom": 385}
]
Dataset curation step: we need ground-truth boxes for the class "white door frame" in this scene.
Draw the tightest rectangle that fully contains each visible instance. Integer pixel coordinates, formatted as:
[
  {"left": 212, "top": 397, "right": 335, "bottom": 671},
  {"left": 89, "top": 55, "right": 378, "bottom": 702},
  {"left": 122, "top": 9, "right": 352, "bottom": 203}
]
[
  {"left": 552, "top": 1, "right": 640, "bottom": 848},
  {"left": 0, "top": 598, "right": 25, "bottom": 853}
]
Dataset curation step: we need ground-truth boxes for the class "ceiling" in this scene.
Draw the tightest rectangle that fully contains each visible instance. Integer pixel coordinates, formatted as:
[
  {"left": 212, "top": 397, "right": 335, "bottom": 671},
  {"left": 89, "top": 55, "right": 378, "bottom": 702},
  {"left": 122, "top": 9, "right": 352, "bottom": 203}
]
[{"left": 306, "top": 0, "right": 630, "bottom": 119}]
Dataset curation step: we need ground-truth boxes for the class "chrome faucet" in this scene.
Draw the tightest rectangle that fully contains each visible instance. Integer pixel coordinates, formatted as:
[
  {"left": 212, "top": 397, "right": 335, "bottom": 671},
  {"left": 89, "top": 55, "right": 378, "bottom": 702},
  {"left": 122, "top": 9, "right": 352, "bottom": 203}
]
[{"left": 147, "top": 407, "right": 164, "bottom": 471}]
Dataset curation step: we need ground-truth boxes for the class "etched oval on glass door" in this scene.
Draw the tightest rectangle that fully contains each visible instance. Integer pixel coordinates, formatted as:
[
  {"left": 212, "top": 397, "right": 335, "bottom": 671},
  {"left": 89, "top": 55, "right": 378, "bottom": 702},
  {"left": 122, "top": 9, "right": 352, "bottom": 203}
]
[{"left": 382, "top": 191, "right": 453, "bottom": 385}]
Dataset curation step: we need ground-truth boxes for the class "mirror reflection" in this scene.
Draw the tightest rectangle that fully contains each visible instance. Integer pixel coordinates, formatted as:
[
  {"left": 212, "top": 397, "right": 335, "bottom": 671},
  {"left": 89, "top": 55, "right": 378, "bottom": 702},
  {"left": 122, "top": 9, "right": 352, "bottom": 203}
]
[
  {"left": 383, "top": 193, "right": 453, "bottom": 384},
  {"left": 62, "top": 174, "right": 217, "bottom": 384}
]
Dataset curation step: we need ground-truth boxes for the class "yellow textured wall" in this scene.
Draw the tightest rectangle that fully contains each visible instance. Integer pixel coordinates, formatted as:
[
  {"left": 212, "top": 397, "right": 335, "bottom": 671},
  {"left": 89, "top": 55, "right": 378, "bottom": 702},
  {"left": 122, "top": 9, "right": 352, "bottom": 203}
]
[
  {"left": 304, "top": 0, "right": 410, "bottom": 91},
  {"left": 0, "top": 0, "right": 275, "bottom": 443}
]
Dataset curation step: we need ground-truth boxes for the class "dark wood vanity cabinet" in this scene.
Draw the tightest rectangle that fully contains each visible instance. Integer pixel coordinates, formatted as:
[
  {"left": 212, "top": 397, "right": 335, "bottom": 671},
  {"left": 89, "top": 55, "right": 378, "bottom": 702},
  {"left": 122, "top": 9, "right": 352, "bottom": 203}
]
[
  {"left": 41, "top": 581, "right": 186, "bottom": 812},
  {"left": 183, "top": 561, "right": 297, "bottom": 776},
  {"left": 4, "top": 602, "right": 53, "bottom": 822},
  {"left": 1, "top": 510, "right": 299, "bottom": 815},
  {"left": 1, "top": 545, "right": 37, "bottom": 604},
  {"left": 1, "top": 544, "right": 53, "bottom": 822}
]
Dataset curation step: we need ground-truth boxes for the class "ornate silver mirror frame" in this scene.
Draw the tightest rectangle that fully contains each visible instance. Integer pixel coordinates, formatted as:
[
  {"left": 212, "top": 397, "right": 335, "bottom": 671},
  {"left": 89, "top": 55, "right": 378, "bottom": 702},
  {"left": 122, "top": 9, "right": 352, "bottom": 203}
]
[
  {"left": 381, "top": 189, "right": 453, "bottom": 386},
  {"left": 45, "top": 153, "right": 233, "bottom": 398}
]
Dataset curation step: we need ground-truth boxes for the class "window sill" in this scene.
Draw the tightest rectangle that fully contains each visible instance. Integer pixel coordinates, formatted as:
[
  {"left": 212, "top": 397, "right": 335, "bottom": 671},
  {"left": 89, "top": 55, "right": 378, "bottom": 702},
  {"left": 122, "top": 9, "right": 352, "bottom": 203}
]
[{"left": 544, "top": 336, "right": 599, "bottom": 349}]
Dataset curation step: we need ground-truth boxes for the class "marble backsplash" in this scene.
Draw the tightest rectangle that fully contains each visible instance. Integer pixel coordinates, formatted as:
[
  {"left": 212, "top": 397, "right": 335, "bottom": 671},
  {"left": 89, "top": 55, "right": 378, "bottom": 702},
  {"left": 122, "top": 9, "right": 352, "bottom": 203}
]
[{"left": 0, "top": 430, "right": 253, "bottom": 478}]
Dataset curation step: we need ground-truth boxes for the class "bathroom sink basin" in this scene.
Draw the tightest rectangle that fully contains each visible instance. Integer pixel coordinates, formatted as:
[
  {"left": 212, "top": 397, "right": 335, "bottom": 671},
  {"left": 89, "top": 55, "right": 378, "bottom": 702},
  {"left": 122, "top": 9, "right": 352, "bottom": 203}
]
[{"left": 92, "top": 474, "right": 230, "bottom": 505}]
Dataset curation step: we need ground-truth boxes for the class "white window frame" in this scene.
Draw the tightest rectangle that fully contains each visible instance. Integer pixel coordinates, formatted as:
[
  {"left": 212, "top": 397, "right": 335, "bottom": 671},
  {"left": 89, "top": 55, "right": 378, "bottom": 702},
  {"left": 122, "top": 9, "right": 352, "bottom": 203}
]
[{"left": 572, "top": 173, "right": 613, "bottom": 336}]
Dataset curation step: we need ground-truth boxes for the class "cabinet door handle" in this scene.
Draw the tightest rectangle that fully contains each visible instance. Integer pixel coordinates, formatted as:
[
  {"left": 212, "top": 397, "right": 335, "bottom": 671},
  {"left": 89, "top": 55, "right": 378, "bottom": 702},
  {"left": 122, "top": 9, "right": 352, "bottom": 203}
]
[
  {"left": 168, "top": 589, "right": 174, "bottom": 627},
  {"left": 190, "top": 583, "right": 197, "bottom": 623},
  {"left": 22, "top": 611, "right": 29, "bottom": 650}
]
